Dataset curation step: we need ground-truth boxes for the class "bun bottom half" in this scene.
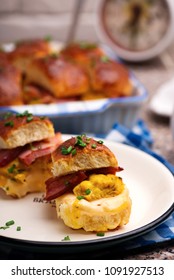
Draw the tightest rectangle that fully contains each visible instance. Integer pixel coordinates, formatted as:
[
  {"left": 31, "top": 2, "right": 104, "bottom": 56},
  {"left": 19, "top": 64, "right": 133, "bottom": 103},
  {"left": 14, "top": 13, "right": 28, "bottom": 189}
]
[{"left": 55, "top": 186, "right": 131, "bottom": 232}]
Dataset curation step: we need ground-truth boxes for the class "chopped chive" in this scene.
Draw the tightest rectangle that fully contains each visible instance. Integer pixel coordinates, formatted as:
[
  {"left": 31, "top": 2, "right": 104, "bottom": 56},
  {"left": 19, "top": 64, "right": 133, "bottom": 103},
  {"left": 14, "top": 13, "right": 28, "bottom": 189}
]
[
  {"left": 61, "top": 146, "right": 73, "bottom": 155},
  {"left": 101, "top": 56, "right": 109, "bottom": 63},
  {"left": 3, "top": 112, "right": 13, "bottom": 120},
  {"left": 50, "top": 53, "right": 59, "bottom": 59},
  {"left": 71, "top": 148, "right": 77, "bottom": 156},
  {"left": 96, "top": 232, "right": 105, "bottom": 237},
  {"left": 26, "top": 115, "right": 33, "bottom": 122},
  {"left": 4, "top": 121, "right": 14, "bottom": 127},
  {"left": 91, "top": 144, "right": 97, "bottom": 149},
  {"left": 77, "top": 195, "right": 85, "bottom": 200},
  {"left": 44, "top": 35, "right": 52, "bottom": 42},
  {"left": 5, "top": 220, "right": 15, "bottom": 227},
  {"left": 97, "top": 140, "right": 104, "bottom": 144},
  {"left": 16, "top": 226, "right": 21, "bottom": 231},
  {"left": 62, "top": 235, "right": 71, "bottom": 241},
  {"left": 16, "top": 110, "right": 33, "bottom": 118},
  {"left": 79, "top": 42, "right": 97, "bottom": 49},
  {"left": 7, "top": 164, "right": 16, "bottom": 174},
  {"left": 0, "top": 226, "right": 9, "bottom": 230},
  {"left": 85, "top": 189, "right": 91, "bottom": 195}
]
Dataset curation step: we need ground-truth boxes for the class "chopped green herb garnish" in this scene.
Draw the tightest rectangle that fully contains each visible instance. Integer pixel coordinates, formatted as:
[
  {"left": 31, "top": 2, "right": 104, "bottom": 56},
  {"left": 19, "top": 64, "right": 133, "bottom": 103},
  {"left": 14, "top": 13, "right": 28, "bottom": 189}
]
[
  {"left": 86, "top": 137, "right": 91, "bottom": 143},
  {"left": 3, "top": 112, "right": 13, "bottom": 120},
  {"left": 75, "top": 135, "right": 87, "bottom": 147},
  {"left": 50, "top": 53, "right": 59, "bottom": 59},
  {"left": 85, "top": 189, "right": 91, "bottom": 195},
  {"left": 77, "top": 195, "right": 85, "bottom": 200},
  {"left": 4, "top": 121, "right": 14, "bottom": 127},
  {"left": 5, "top": 220, "right": 15, "bottom": 227},
  {"left": 97, "top": 140, "right": 104, "bottom": 144},
  {"left": 62, "top": 235, "right": 71, "bottom": 241},
  {"left": 16, "top": 226, "right": 21, "bottom": 231},
  {"left": 101, "top": 56, "right": 110, "bottom": 63},
  {"left": 91, "top": 144, "right": 97, "bottom": 149},
  {"left": 61, "top": 146, "right": 73, "bottom": 155},
  {"left": 26, "top": 115, "right": 33, "bottom": 122},
  {"left": 16, "top": 110, "right": 32, "bottom": 118},
  {"left": 0, "top": 226, "right": 9, "bottom": 230},
  {"left": 96, "top": 232, "right": 105, "bottom": 237},
  {"left": 40, "top": 116, "right": 46, "bottom": 120},
  {"left": 79, "top": 42, "right": 97, "bottom": 49},
  {"left": 71, "top": 148, "right": 77, "bottom": 156},
  {"left": 44, "top": 35, "right": 52, "bottom": 42},
  {"left": 8, "top": 164, "right": 16, "bottom": 174}
]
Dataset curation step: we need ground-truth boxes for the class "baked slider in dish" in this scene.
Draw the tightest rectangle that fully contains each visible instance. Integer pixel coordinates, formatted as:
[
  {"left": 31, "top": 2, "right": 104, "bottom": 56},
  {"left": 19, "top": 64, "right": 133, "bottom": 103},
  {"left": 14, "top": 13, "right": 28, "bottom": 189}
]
[
  {"left": 25, "top": 56, "right": 89, "bottom": 99},
  {"left": 0, "top": 56, "right": 23, "bottom": 106},
  {"left": 8, "top": 39, "right": 52, "bottom": 73},
  {"left": 60, "top": 42, "right": 133, "bottom": 99},
  {"left": 0, "top": 111, "right": 62, "bottom": 198},
  {"left": 60, "top": 41, "right": 105, "bottom": 68},
  {"left": 45, "top": 135, "right": 131, "bottom": 232}
]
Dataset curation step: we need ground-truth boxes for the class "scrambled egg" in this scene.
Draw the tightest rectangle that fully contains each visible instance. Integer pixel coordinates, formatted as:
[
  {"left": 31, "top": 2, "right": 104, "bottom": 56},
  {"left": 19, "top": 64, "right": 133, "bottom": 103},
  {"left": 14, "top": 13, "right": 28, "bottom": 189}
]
[
  {"left": 0, "top": 158, "right": 52, "bottom": 198},
  {"left": 56, "top": 173, "right": 132, "bottom": 232},
  {"left": 73, "top": 174, "right": 124, "bottom": 201}
]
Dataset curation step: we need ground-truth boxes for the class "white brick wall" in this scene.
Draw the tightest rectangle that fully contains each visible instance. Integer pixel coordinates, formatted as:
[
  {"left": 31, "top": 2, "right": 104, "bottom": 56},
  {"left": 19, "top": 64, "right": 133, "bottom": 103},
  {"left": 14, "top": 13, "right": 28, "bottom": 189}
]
[{"left": 0, "top": 0, "right": 100, "bottom": 43}]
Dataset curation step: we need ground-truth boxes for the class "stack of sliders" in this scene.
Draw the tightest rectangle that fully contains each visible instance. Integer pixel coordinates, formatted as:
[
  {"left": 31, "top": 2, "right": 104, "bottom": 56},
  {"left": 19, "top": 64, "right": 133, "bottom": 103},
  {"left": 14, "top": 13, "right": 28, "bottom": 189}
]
[
  {"left": 0, "top": 111, "right": 62, "bottom": 198},
  {"left": 45, "top": 134, "right": 132, "bottom": 232}
]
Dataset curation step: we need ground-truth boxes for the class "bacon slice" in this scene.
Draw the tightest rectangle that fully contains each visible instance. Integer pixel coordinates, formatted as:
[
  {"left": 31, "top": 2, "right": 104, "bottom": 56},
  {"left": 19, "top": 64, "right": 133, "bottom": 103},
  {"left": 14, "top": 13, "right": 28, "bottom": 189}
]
[
  {"left": 0, "top": 146, "right": 25, "bottom": 167},
  {"left": 45, "top": 171, "right": 87, "bottom": 201},
  {"left": 45, "top": 166, "right": 123, "bottom": 201},
  {"left": 19, "top": 133, "right": 62, "bottom": 165},
  {"left": 86, "top": 166, "right": 123, "bottom": 175}
]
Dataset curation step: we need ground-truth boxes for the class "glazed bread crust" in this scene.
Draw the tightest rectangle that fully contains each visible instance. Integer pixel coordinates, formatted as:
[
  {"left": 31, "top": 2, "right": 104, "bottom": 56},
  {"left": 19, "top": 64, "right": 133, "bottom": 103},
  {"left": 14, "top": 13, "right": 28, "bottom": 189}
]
[
  {"left": 52, "top": 136, "right": 118, "bottom": 177},
  {"left": 25, "top": 57, "right": 89, "bottom": 98},
  {"left": 0, "top": 58, "right": 23, "bottom": 106},
  {"left": 0, "top": 114, "right": 54, "bottom": 149},
  {"left": 9, "top": 39, "right": 51, "bottom": 72}
]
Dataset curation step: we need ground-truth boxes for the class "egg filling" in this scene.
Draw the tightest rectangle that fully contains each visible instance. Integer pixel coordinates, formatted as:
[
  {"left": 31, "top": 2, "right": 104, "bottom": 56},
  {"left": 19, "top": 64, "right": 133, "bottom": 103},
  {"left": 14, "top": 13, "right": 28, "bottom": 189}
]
[{"left": 56, "top": 173, "right": 132, "bottom": 232}]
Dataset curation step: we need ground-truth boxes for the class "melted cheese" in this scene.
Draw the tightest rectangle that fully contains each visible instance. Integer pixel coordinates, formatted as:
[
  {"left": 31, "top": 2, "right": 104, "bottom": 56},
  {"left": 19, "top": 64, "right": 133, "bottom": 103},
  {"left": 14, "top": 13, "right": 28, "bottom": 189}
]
[
  {"left": 0, "top": 157, "right": 52, "bottom": 198},
  {"left": 56, "top": 174, "right": 132, "bottom": 232}
]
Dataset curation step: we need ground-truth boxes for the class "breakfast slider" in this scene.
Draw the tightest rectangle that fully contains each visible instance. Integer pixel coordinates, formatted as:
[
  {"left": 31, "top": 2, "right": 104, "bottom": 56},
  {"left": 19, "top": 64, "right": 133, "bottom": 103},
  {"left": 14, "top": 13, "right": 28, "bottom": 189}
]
[
  {"left": 0, "top": 111, "right": 62, "bottom": 198},
  {"left": 0, "top": 53, "right": 23, "bottom": 106},
  {"left": 45, "top": 135, "right": 131, "bottom": 232}
]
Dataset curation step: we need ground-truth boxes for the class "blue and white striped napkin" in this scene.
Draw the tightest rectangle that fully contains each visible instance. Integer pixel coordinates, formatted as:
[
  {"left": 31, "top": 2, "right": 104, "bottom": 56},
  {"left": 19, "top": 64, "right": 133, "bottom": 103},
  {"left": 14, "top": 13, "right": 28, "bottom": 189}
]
[{"left": 100, "top": 120, "right": 174, "bottom": 248}]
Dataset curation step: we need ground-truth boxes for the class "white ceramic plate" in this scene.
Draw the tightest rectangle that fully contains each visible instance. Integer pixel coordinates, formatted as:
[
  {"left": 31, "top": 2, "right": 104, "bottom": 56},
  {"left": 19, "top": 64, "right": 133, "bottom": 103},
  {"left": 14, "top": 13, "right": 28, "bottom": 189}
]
[
  {"left": 149, "top": 78, "right": 174, "bottom": 117},
  {"left": 0, "top": 137, "right": 174, "bottom": 252}
]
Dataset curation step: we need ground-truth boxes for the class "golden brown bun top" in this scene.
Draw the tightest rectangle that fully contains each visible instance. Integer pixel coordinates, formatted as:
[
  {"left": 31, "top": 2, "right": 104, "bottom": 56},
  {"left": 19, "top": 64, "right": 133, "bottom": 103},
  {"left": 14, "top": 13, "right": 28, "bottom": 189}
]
[
  {"left": 89, "top": 58, "right": 132, "bottom": 97},
  {"left": 0, "top": 112, "right": 54, "bottom": 149},
  {"left": 60, "top": 42, "right": 104, "bottom": 65},
  {"left": 0, "top": 59, "right": 23, "bottom": 106},
  {"left": 9, "top": 39, "right": 51, "bottom": 58},
  {"left": 27, "top": 56, "right": 89, "bottom": 95},
  {"left": 52, "top": 135, "right": 118, "bottom": 177}
]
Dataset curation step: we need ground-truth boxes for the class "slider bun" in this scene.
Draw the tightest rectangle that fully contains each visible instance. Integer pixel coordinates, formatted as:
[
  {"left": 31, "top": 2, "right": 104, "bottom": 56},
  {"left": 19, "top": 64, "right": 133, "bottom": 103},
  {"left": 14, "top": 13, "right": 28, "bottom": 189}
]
[
  {"left": 9, "top": 39, "right": 51, "bottom": 73},
  {"left": 0, "top": 114, "right": 54, "bottom": 149},
  {"left": 55, "top": 186, "right": 131, "bottom": 232},
  {"left": 60, "top": 42, "right": 104, "bottom": 66},
  {"left": 52, "top": 136, "right": 118, "bottom": 177},
  {"left": 25, "top": 56, "right": 89, "bottom": 98},
  {"left": 89, "top": 59, "right": 133, "bottom": 98},
  {"left": 0, "top": 59, "right": 23, "bottom": 106}
]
